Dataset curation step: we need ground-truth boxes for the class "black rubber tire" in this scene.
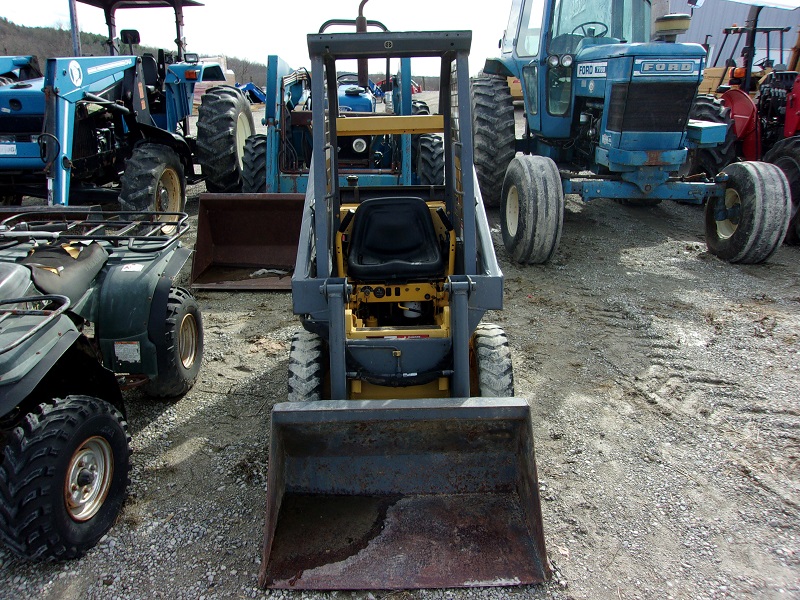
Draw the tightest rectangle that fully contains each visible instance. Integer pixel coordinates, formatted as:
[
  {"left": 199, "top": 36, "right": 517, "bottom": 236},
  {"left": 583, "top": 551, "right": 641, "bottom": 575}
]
[
  {"left": 242, "top": 134, "right": 267, "bottom": 193},
  {"left": 705, "top": 161, "right": 791, "bottom": 263},
  {"left": 416, "top": 134, "right": 445, "bottom": 186},
  {"left": 472, "top": 323, "right": 514, "bottom": 397},
  {"left": 501, "top": 155, "right": 564, "bottom": 264},
  {"left": 143, "top": 287, "right": 203, "bottom": 398},
  {"left": 196, "top": 86, "right": 255, "bottom": 193},
  {"left": 0, "top": 396, "right": 130, "bottom": 560},
  {"left": 763, "top": 135, "right": 800, "bottom": 245},
  {"left": 118, "top": 143, "right": 185, "bottom": 212},
  {"left": 682, "top": 95, "right": 738, "bottom": 178},
  {"left": 471, "top": 74, "right": 516, "bottom": 207},
  {"left": 287, "top": 329, "right": 325, "bottom": 402}
]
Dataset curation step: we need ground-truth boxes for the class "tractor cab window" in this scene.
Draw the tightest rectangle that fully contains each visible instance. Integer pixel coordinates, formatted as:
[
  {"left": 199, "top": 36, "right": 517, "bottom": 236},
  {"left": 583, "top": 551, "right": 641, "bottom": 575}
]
[
  {"left": 548, "top": 0, "right": 651, "bottom": 54},
  {"left": 515, "top": 0, "right": 546, "bottom": 57}
]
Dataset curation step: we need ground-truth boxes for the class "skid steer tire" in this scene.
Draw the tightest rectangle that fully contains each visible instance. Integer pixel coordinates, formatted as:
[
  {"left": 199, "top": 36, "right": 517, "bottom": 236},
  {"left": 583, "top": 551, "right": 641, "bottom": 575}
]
[
  {"left": 763, "top": 136, "right": 800, "bottom": 245},
  {"left": 119, "top": 143, "right": 185, "bottom": 212},
  {"left": 0, "top": 396, "right": 130, "bottom": 560},
  {"left": 682, "top": 95, "right": 738, "bottom": 178},
  {"left": 287, "top": 329, "right": 325, "bottom": 402},
  {"left": 416, "top": 134, "right": 445, "bottom": 186},
  {"left": 501, "top": 155, "right": 564, "bottom": 264},
  {"left": 472, "top": 323, "right": 514, "bottom": 397},
  {"left": 472, "top": 74, "right": 516, "bottom": 207},
  {"left": 196, "top": 86, "right": 255, "bottom": 193},
  {"left": 242, "top": 134, "right": 268, "bottom": 193},
  {"left": 705, "top": 161, "right": 791, "bottom": 263},
  {"left": 143, "top": 287, "right": 203, "bottom": 398}
]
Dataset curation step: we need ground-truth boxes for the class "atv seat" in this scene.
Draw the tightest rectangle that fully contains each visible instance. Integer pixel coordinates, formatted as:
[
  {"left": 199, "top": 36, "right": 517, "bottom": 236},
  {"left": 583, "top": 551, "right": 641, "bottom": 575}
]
[
  {"left": 347, "top": 196, "right": 444, "bottom": 282},
  {"left": 22, "top": 242, "right": 109, "bottom": 305}
]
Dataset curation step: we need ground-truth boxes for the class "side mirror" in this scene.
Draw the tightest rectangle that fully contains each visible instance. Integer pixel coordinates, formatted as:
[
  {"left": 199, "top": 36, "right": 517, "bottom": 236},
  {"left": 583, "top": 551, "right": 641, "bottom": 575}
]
[{"left": 120, "top": 30, "right": 140, "bottom": 45}]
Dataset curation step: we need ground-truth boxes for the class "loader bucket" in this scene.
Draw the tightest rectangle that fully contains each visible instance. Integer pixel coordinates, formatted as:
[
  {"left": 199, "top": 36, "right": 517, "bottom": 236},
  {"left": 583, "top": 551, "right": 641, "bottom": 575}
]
[
  {"left": 259, "top": 397, "right": 551, "bottom": 590},
  {"left": 190, "top": 193, "right": 304, "bottom": 290}
]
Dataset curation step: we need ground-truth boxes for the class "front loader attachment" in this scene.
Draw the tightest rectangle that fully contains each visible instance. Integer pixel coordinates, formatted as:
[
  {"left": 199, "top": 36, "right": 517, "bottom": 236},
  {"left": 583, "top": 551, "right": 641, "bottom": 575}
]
[
  {"left": 190, "top": 193, "right": 304, "bottom": 290},
  {"left": 259, "top": 397, "right": 550, "bottom": 590}
]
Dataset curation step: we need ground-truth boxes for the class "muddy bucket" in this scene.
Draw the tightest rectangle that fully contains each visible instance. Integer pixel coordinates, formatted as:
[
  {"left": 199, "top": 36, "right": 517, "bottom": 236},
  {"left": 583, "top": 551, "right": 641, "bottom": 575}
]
[
  {"left": 259, "top": 397, "right": 550, "bottom": 590},
  {"left": 190, "top": 193, "right": 304, "bottom": 290}
]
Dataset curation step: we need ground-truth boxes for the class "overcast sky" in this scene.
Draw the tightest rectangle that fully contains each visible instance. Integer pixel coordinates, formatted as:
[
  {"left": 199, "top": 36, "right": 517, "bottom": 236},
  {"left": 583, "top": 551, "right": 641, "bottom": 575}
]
[{"left": 1, "top": 0, "right": 513, "bottom": 75}]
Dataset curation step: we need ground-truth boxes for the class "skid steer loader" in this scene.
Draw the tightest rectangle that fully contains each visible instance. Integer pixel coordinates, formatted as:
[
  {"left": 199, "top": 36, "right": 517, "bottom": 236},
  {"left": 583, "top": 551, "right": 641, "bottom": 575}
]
[{"left": 258, "top": 27, "right": 549, "bottom": 590}]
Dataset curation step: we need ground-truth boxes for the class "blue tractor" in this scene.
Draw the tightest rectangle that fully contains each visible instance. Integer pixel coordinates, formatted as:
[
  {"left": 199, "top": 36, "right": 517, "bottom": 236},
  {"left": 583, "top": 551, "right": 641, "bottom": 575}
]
[
  {"left": 473, "top": 0, "right": 791, "bottom": 264},
  {"left": 0, "top": 0, "right": 254, "bottom": 209}
]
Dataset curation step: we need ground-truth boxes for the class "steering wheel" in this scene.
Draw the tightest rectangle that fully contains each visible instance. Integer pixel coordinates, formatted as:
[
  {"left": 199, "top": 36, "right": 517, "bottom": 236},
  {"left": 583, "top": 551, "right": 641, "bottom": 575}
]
[
  {"left": 571, "top": 21, "right": 609, "bottom": 38},
  {"left": 337, "top": 73, "right": 360, "bottom": 86}
]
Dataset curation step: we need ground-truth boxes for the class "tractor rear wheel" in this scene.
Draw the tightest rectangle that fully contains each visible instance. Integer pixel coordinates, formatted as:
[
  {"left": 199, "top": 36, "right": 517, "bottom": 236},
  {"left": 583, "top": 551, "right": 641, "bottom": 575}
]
[
  {"left": 197, "top": 86, "right": 255, "bottom": 193},
  {"left": 0, "top": 396, "right": 130, "bottom": 560},
  {"left": 472, "top": 74, "right": 516, "bottom": 207},
  {"left": 288, "top": 329, "right": 326, "bottom": 402},
  {"left": 416, "top": 134, "right": 445, "bottom": 186},
  {"left": 763, "top": 135, "right": 800, "bottom": 245},
  {"left": 242, "top": 134, "right": 268, "bottom": 193},
  {"left": 471, "top": 323, "right": 514, "bottom": 397},
  {"left": 501, "top": 155, "right": 564, "bottom": 264},
  {"left": 705, "top": 161, "right": 790, "bottom": 263},
  {"left": 682, "top": 95, "right": 738, "bottom": 178},
  {"left": 143, "top": 287, "right": 203, "bottom": 398},
  {"left": 119, "top": 143, "right": 185, "bottom": 212}
]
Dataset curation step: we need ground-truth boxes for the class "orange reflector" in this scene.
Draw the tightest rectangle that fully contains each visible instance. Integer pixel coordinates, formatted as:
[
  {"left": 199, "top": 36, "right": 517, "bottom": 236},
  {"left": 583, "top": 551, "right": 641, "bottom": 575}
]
[
  {"left": 732, "top": 67, "right": 746, "bottom": 79},
  {"left": 186, "top": 70, "right": 198, "bottom": 80}
]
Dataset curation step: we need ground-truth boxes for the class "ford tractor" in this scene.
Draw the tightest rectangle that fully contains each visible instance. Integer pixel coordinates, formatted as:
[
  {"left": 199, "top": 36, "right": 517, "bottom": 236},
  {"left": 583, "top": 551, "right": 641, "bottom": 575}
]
[{"left": 473, "top": 0, "right": 791, "bottom": 265}]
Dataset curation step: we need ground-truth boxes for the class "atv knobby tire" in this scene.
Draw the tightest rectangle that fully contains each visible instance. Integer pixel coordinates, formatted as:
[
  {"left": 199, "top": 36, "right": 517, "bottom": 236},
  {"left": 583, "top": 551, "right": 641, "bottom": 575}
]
[
  {"left": 143, "top": 287, "right": 203, "bottom": 398},
  {"left": 682, "top": 95, "right": 737, "bottom": 178},
  {"left": 0, "top": 396, "right": 130, "bottom": 560},
  {"left": 118, "top": 143, "right": 185, "bottom": 212},
  {"left": 242, "top": 134, "right": 268, "bottom": 193},
  {"left": 471, "top": 323, "right": 514, "bottom": 397},
  {"left": 416, "top": 134, "right": 445, "bottom": 186},
  {"left": 287, "top": 329, "right": 325, "bottom": 402},
  {"left": 472, "top": 74, "right": 516, "bottom": 207},
  {"left": 196, "top": 86, "right": 255, "bottom": 193},
  {"left": 763, "top": 135, "right": 800, "bottom": 245},
  {"left": 501, "top": 154, "right": 564, "bottom": 264},
  {"left": 705, "top": 161, "right": 791, "bottom": 263}
]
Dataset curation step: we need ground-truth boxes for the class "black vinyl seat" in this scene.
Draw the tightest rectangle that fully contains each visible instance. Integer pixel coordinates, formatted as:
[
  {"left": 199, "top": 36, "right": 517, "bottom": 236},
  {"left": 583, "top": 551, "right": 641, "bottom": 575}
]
[{"left": 347, "top": 197, "right": 444, "bottom": 282}]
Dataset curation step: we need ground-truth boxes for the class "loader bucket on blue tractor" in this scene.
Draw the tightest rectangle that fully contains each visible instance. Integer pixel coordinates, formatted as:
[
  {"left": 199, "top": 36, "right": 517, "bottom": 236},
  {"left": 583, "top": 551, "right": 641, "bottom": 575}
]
[{"left": 259, "top": 398, "right": 550, "bottom": 589}]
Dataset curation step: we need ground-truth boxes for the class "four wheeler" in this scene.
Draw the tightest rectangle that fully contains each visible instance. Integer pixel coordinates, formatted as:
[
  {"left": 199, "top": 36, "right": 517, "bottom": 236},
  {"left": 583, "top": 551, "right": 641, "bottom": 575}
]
[
  {"left": 684, "top": 2, "right": 800, "bottom": 244},
  {"left": 0, "top": 209, "right": 203, "bottom": 560},
  {"left": 474, "top": 0, "right": 791, "bottom": 264},
  {"left": 0, "top": 0, "right": 254, "bottom": 210},
  {"left": 258, "top": 25, "right": 549, "bottom": 591}
]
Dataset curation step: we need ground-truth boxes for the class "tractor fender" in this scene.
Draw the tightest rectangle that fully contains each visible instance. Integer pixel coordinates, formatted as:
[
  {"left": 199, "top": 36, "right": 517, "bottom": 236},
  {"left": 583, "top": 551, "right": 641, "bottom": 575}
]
[
  {"left": 0, "top": 332, "right": 124, "bottom": 421},
  {"left": 721, "top": 88, "right": 760, "bottom": 160},
  {"left": 137, "top": 122, "right": 193, "bottom": 163},
  {"left": 482, "top": 58, "right": 515, "bottom": 78}
]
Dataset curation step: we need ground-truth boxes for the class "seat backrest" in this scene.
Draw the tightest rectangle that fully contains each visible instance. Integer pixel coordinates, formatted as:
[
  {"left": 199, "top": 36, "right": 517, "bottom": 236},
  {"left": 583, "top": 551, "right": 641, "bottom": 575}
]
[
  {"left": 346, "top": 197, "right": 444, "bottom": 282},
  {"left": 141, "top": 53, "right": 159, "bottom": 87}
]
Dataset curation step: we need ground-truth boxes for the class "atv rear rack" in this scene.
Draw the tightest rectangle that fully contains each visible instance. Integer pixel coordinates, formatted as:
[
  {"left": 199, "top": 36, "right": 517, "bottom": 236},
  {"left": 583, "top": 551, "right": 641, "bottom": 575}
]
[
  {"left": 0, "top": 210, "right": 189, "bottom": 252},
  {"left": 0, "top": 295, "right": 70, "bottom": 354}
]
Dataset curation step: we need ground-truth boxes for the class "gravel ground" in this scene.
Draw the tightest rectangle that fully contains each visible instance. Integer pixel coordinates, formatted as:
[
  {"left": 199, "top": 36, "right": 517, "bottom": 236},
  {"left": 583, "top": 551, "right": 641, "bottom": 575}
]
[{"left": 1, "top": 101, "right": 799, "bottom": 599}]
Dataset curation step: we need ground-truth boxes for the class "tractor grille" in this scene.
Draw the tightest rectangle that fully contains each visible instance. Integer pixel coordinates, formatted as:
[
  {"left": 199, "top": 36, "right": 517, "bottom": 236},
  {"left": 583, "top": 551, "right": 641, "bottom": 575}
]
[
  {"left": 607, "top": 83, "right": 696, "bottom": 132},
  {"left": 0, "top": 115, "right": 44, "bottom": 138}
]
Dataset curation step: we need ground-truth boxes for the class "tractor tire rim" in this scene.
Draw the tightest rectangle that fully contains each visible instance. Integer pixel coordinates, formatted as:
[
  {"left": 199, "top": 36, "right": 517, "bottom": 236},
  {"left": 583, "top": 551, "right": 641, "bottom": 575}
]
[
  {"left": 179, "top": 312, "right": 199, "bottom": 369},
  {"left": 156, "top": 167, "right": 182, "bottom": 213},
  {"left": 65, "top": 436, "right": 113, "bottom": 522},
  {"left": 235, "top": 113, "right": 252, "bottom": 170},
  {"left": 717, "top": 187, "right": 741, "bottom": 239},
  {"left": 506, "top": 185, "right": 520, "bottom": 237}
]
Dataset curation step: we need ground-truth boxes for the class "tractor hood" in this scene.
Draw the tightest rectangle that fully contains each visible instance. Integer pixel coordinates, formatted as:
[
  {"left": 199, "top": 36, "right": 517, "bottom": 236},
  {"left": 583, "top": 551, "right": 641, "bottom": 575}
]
[
  {"left": 577, "top": 41, "right": 708, "bottom": 62},
  {"left": 0, "top": 78, "right": 46, "bottom": 117}
]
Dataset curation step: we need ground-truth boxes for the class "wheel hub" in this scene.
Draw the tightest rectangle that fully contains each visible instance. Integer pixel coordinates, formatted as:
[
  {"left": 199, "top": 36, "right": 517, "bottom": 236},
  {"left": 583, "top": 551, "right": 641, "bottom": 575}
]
[
  {"left": 506, "top": 185, "right": 520, "bottom": 237},
  {"left": 65, "top": 436, "right": 114, "bottom": 522},
  {"left": 715, "top": 187, "right": 741, "bottom": 239},
  {"left": 179, "top": 312, "right": 199, "bottom": 369}
]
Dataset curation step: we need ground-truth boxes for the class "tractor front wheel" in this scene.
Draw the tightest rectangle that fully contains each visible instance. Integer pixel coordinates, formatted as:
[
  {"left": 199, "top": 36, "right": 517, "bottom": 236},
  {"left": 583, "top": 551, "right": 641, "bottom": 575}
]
[
  {"left": 196, "top": 86, "right": 255, "bottom": 193},
  {"left": 471, "top": 74, "right": 516, "bottom": 207},
  {"left": 242, "top": 134, "right": 268, "bottom": 193},
  {"left": 287, "top": 329, "right": 326, "bottom": 402},
  {"left": 763, "top": 136, "right": 800, "bottom": 245},
  {"left": 705, "top": 161, "right": 790, "bottom": 263},
  {"left": 501, "top": 155, "right": 564, "bottom": 264},
  {"left": 119, "top": 143, "right": 185, "bottom": 212},
  {"left": 143, "top": 287, "right": 203, "bottom": 398},
  {"left": 0, "top": 396, "right": 130, "bottom": 560},
  {"left": 471, "top": 323, "right": 514, "bottom": 397}
]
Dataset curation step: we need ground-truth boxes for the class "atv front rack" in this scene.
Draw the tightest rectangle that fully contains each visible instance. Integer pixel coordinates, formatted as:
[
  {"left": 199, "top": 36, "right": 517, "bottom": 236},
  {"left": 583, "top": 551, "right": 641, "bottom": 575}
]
[{"left": 0, "top": 210, "right": 189, "bottom": 252}]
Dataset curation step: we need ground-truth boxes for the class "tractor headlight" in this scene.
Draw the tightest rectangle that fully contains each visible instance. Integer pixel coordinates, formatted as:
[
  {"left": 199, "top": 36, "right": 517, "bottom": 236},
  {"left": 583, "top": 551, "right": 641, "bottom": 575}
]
[
  {"left": 547, "top": 55, "right": 560, "bottom": 68},
  {"left": 561, "top": 54, "right": 574, "bottom": 68},
  {"left": 352, "top": 137, "right": 368, "bottom": 154}
]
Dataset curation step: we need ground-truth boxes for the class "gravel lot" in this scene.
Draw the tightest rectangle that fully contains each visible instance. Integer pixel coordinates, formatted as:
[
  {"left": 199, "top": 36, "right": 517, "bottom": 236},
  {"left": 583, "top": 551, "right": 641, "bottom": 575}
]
[{"left": 1, "top": 100, "right": 799, "bottom": 599}]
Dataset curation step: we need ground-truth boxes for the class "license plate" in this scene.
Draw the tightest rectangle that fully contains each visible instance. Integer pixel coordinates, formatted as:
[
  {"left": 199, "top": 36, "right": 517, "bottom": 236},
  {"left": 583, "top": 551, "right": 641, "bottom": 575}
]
[{"left": 0, "top": 144, "right": 17, "bottom": 156}]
